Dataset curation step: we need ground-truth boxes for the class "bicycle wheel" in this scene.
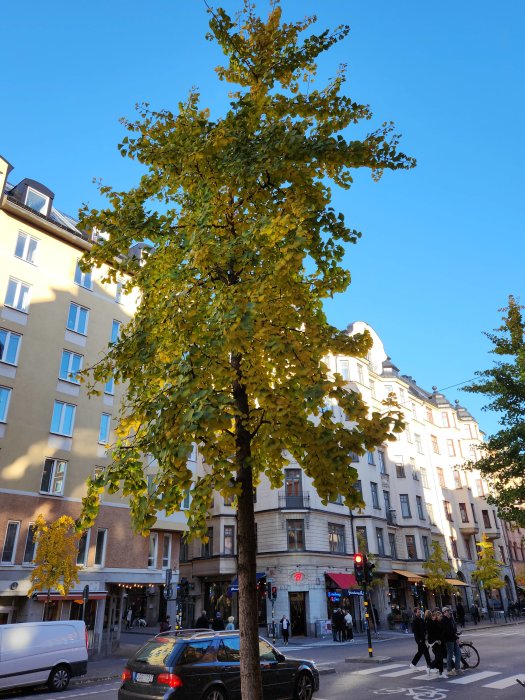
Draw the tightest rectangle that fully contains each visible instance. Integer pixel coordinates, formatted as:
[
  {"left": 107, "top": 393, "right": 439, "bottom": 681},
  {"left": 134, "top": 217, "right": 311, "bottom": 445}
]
[{"left": 460, "top": 642, "right": 480, "bottom": 669}]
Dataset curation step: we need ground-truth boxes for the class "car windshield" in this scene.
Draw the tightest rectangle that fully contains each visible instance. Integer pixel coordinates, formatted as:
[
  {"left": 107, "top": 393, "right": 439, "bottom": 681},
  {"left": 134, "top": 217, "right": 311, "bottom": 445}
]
[{"left": 134, "top": 639, "right": 177, "bottom": 665}]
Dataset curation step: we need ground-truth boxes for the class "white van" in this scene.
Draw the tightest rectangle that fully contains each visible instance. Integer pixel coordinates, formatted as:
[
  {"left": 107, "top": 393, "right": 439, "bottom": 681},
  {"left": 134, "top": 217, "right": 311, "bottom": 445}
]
[{"left": 0, "top": 620, "right": 88, "bottom": 691}]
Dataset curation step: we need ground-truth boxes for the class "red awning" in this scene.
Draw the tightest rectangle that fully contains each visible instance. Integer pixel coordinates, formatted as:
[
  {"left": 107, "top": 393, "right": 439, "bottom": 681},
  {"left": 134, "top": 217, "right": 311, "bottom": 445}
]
[
  {"left": 325, "top": 572, "right": 358, "bottom": 589},
  {"left": 35, "top": 591, "right": 108, "bottom": 602}
]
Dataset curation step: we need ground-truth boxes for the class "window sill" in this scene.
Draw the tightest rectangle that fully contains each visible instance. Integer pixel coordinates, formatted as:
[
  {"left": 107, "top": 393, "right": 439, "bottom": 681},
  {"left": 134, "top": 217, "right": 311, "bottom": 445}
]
[
  {"left": 39, "top": 490, "right": 64, "bottom": 498},
  {"left": 4, "top": 305, "right": 29, "bottom": 315}
]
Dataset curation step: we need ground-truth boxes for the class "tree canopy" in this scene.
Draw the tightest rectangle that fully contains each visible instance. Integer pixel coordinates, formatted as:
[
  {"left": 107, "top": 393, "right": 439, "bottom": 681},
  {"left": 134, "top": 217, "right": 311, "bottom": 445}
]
[
  {"left": 471, "top": 533, "right": 504, "bottom": 594},
  {"left": 77, "top": 3, "right": 413, "bottom": 697},
  {"left": 28, "top": 515, "right": 80, "bottom": 599},
  {"left": 464, "top": 295, "right": 525, "bottom": 525},
  {"left": 422, "top": 540, "right": 452, "bottom": 598}
]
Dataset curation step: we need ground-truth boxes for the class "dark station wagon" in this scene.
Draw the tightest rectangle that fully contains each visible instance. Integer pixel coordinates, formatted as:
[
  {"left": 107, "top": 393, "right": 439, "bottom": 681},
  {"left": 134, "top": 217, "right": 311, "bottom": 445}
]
[{"left": 118, "top": 629, "right": 320, "bottom": 700}]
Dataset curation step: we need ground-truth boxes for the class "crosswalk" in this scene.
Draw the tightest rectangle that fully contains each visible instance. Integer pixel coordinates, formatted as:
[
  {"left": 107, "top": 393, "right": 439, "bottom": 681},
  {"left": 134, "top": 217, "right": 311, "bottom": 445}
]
[{"left": 355, "top": 663, "right": 525, "bottom": 690}]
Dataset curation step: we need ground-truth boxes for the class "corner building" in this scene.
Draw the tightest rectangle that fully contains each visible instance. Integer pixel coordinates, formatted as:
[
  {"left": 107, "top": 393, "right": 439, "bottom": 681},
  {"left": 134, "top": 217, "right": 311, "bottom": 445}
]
[
  {"left": 181, "top": 322, "right": 516, "bottom": 635},
  {"left": 0, "top": 156, "right": 185, "bottom": 653}
]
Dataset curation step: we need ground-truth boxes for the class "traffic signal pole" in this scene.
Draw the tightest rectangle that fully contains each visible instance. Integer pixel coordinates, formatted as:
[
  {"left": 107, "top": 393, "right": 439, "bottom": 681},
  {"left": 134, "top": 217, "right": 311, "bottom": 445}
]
[
  {"left": 363, "top": 580, "right": 373, "bottom": 658},
  {"left": 354, "top": 553, "right": 373, "bottom": 658}
]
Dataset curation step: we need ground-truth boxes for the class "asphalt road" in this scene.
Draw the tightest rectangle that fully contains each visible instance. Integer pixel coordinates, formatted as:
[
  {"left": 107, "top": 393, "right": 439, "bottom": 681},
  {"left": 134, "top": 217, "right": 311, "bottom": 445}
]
[{"left": 2, "top": 624, "right": 524, "bottom": 699}]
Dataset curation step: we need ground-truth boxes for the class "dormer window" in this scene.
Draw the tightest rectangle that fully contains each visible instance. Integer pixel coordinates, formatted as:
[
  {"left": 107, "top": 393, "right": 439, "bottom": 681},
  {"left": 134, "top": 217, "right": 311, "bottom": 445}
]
[{"left": 25, "top": 187, "right": 50, "bottom": 214}]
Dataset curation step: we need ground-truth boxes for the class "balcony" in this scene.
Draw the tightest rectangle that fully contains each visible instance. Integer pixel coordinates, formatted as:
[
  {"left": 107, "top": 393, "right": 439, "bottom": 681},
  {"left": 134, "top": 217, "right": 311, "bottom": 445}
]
[
  {"left": 458, "top": 519, "right": 479, "bottom": 535},
  {"left": 278, "top": 491, "right": 311, "bottom": 510}
]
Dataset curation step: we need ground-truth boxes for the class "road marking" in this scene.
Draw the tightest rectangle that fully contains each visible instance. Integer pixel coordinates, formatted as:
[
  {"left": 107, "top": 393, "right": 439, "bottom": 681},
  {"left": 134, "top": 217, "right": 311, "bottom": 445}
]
[
  {"left": 448, "top": 671, "right": 500, "bottom": 684},
  {"left": 383, "top": 668, "right": 430, "bottom": 677},
  {"left": 483, "top": 675, "right": 525, "bottom": 689},
  {"left": 357, "top": 664, "right": 406, "bottom": 674}
]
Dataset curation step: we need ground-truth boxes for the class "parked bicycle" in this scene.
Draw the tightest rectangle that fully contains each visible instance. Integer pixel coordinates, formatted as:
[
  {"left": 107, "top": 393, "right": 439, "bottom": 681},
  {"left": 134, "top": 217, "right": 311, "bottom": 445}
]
[{"left": 458, "top": 633, "right": 480, "bottom": 669}]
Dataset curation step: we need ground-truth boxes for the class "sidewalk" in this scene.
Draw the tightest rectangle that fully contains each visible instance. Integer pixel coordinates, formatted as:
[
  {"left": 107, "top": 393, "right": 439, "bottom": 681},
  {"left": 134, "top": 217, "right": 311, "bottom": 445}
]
[{"left": 72, "top": 617, "right": 525, "bottom": 686}]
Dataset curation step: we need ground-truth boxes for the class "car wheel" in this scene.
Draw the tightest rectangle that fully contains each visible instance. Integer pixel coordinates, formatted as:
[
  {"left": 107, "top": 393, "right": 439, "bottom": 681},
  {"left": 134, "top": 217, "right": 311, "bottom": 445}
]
[
  {"left": 47, "top": 664, "right": 71, "bottom": 691},
  {"left": 294, "top": 671, "right": 314, "bottom": 700},
  {"left": 201, "top": 688, "right": 226, "bottom": 700}
]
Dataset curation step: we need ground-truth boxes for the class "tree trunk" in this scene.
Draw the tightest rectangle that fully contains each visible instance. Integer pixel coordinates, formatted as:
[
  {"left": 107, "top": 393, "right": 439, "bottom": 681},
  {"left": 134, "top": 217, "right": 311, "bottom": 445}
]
[{"left": 233, "top": 354, "right": 263, "bottom": 700}]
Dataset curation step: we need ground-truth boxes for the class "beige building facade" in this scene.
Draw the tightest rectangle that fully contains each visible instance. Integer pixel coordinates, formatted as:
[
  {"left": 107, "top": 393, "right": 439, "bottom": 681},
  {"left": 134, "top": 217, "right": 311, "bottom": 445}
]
[{"left": 0, "top": 155, "right": 185, "bottom": 653}]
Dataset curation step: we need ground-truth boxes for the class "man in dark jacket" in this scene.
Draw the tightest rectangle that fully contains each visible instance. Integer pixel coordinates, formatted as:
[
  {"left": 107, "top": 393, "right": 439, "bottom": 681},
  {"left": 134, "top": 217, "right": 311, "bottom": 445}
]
[
  {"left": 409, "top": 608, "right": 432, "bottom": 673},
  {"left": 211, "top": 612, "right": 225, "bottom": 631},
  {"left": 195, "top": 610, "right": 209, "bottom": 629},
  {"left": 442, "top": 606, "right": 461, "bottom": 674}
]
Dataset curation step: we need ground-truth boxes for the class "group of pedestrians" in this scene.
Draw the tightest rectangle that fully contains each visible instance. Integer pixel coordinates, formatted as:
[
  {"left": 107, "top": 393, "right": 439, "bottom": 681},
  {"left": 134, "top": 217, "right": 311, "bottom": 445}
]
[
  {"left": 331, "top": 608, "right": 354, "bottom": 642},
  {"left": 409, "top": 606, "right": 464, "bottom": 679},
  {"left": 194, "top": 610, "right": 236, "bottom": 631}
]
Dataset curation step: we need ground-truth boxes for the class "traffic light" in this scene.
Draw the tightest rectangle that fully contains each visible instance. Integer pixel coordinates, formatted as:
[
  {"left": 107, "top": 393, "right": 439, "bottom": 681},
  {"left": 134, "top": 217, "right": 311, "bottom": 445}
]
[
  {"left": 365, "top": 559, "right": 375, "bottom": 584},
  {"left": 271, "top": 586, "right": 278, "bottom": 601},
  {"left": 354, "top": 552, "right": 365, "bottom": 584}
]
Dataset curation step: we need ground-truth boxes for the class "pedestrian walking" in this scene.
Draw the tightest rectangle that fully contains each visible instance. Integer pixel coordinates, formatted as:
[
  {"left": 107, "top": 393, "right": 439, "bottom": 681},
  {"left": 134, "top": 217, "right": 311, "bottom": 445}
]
[
  {"left": 344, "top": 609, "right": 354, "bottom": 641},
  {"left": 401, "top": 609, "right": 411, "bottom": 634},
  {"left": 281, "top": 615, "right": 290, "bottom": 645},
  {"left": 470, "top": 602, "right": 480, "bottom": 625},
  {"left": 332, "top": 608, "right": 345, "bottom": 642},
  {"left": 409, "top": 608, "right": 433, "bottom": 674},
  {"left": 442, "top": 606, "right": 461, "bottom": 675},
  {"left": 125, "top": 608, "right": 133, "bottom": 630},
  {"left": 427, "top": 610, "right": 446, "bottom": 677}
]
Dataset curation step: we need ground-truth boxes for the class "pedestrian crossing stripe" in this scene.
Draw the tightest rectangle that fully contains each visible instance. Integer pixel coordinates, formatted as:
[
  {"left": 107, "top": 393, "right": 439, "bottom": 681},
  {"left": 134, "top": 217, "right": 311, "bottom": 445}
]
[
  {"left": 383, "top": 668, "right": 429, "bottom": 677},
  {"left": 483, "top": 675, "right": 525, "bottom": 689},
  {"left": 357, "top": 665, "right": 525, "bottom": 690},
  {"left": 448, "top": 671, "right": 500, "bottom": 684},
  {"left": 357, "top": 664, "right": 405, "bottom": 675}
]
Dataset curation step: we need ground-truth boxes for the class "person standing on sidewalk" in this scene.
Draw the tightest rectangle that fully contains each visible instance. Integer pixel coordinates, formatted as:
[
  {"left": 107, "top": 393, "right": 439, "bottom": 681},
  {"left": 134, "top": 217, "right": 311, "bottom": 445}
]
[
  {"left": 344, "top": 609, "right": 354, "bottom": 642},
  {"left": 456, "top": 600, "right": 466, "bottom": 628},
  {"left": 442, "top": 606, "right": 461, "bottom": 675},
  {"left": 409, "top": 608, "right": 433, "bottom": 674},
  {"left": 281, "top": 615, "right": 290, "bottom": 645}
]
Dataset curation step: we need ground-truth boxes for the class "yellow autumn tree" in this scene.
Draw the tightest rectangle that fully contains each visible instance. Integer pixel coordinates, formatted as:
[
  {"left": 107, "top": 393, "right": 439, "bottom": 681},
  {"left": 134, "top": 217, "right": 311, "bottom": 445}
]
[{"left": 28, "top": 515, "right": 80, "bottom": 604}]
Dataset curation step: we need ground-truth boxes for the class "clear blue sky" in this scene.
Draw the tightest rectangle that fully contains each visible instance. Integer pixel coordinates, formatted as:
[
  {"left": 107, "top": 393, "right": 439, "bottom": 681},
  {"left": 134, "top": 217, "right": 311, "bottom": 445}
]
[{"left": 2, "top": 0, "right": 523, "bottom": 435}]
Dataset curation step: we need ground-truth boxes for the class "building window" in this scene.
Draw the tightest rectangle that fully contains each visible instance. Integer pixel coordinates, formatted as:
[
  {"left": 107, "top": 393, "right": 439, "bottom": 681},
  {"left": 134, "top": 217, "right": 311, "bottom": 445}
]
[
  {"left": 0, "top": 328, "right": 21, "bottom": 365},
  {"left": 406, "top": 535, "right": 417, "bottom": 560},
  {"left": 463, "top": 537, "right": 472, "bottom": 560},
  {"left": 426, "top": 407, "right": 434, "bottom": 423},
  {"left": 201, "top": 527, "right": 213, "bottom": 557},
  {"left": 180, "top": 539, "right": 189, "bottom": 563},
  {"left": 94, "top": 529, "right": 108, "bottom": 566},
  {"left": 15, "top": 231, "right": 38, "bottom": 264},
  {"left": 356, "top": 526, "right": 368, "bottom": 553},
  {"left": 471, "top": 503, "right": 478, "bottom": 523},
  {"left": 98, "top": 413, "right": 111, "bottom": 444},
  {"left": 378, "top": 450, "right": 386, "bottom": 474},
  {"left": 0, "top": 386, "right": 12, "bottom": 423},
  {"left": 287, "top": 519, "right": 305, "bottom": 551},
  {"left": 405, "top": 425, "right": 413, "bottom": 443},
  {"left": 400, "top": 494, "right": 411, "bottom": 519},
  {"left": 367, "top": 450, "right": 375, "bottom": 466},
  {"left": 111, "top": 320, "right": 121, "bottom": 344},
  {"left": 388, "top": 532, "right": 397, "bottom": 559},
  {"left": 371, "top": 482, "right": 380, "bottom": 509},
  {"left": 357, "top": 364, "right": 365, "bottom": 385},
  {"left": 115, "top": 279, "right": 123, "bottom": 304},
  {"left": 351, "top": 452, "right": 360, "bottom": 463},
  {"left": 376, "top": 528, "right": 385, "bottom": 556},
  {"left": 22, "top": 523, "right": 37, "bottom": 564},
  {"left": 285, "top": 468, "right": 303, "bottom": 507},
  {"left": 395, "top": 462, "right": 406, "bottom": 478},
  {"left": 499, "top": 545, "right": 506, "bottom": 563},
  {"left": 1, "top": 521, "right": 20, "bottom": 564},
  {"left": 437, "top": 468, "right": 445, "bottom": 488},
  {"left": 105, "top": 377, "right": 115, "bottom": 395},
  {"left": 476, "top": 479, "right": 484, "bottom": 497},
  {"left": 422, "top": 536, "right": 430, "bottom": 560},
  {"left": 414, "top": 434, "right": 424, "bottom": 454},
  {"left": 25, "top": 187, "right": 49, "bottom": 213},
  {"left": 482, "top": 510, "right": 491, "bottom": 528},
  {"left": 338, "top": 360, "right": 349, "bottom": 380},
  {"left": 354, "top": 480, "right": 362, "bottom": 497},
  {"left": 40, "top": 458, "right": 67, "bottom": 495},
  {"left": 443, "top": 500, "right": 453, "bottom": 522},
  {"left": 431, "top": 435, "right": 440, "bottom": 454},
  {"left": 67, "top": 303, "right": 89, "bottom": 335},
  {"left": 50, "top": 400, "right": 76, "bottom": 436},
  {"left": 447, "top": 439, "right": 456, "bottom": 457},
  {"left": 370, "top": 380, "right": 376, "bottom": 399},
  {"left": 328, "top": 523, "right": 346, "bottom": 554},
  {"left": 441, "top": 411, "right": 450, "bottom": 427},
  {"left": 224, "top": 493, "right": 235, "bottom": 506},
  {"left": 459, "top": 503, "right": 469, "bottom": 523},
  {"left": 74, "top": 261, "right": 93, "bottom": 290},
  {"left": 420, "top": 467, "right": 429, "bottom": 489},
  {"left": 224, "top": 525, "right": 235, "bottom": 555},
  {"left": 416, "top": 495, "right": 425, "bottom": 520},
  {"left": 426, "top": 502, "right": 435, "bottom": 525},
  {"left": 77, "top": 530, "right": 90, "bottom": 566},
  {"left": 181, "top": 489, "right": 191, "bottom": 510},
  {"left": 59, "top": 350, "right": 83, "bottom": 384},
  {"left": 148, "top": 532, "right": 158, "bottom": 568},
  {"left": 5, "top": 277, "right": 31, "bottom": 312},
  {"left": 450, "top": 538, "right": 459, "bottom": 558},
  {"left": 453, "top": 470, "right": 462, "bottom": 489}
]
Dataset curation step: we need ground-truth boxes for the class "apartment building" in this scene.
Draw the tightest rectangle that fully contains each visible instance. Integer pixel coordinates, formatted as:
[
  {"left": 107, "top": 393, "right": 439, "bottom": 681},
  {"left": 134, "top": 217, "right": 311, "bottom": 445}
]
[
  {"left": 0, "top": 155, "right": 185, "bottom": 652},
  {"left": 180, "top": 321, "right": 516, "bottom": 635}
]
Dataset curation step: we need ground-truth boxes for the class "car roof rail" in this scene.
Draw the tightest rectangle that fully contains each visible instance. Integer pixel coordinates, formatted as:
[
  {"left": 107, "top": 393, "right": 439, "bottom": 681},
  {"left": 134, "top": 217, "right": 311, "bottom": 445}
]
[{"left": 154, "top": 628, "right": 238, "bottom": 640}]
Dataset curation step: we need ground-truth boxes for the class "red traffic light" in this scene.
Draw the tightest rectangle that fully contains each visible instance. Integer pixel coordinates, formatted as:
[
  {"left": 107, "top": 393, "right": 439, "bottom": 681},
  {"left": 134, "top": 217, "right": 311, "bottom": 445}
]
[{"left": 354, "top": 553, "right": 364, "bottom": 565}]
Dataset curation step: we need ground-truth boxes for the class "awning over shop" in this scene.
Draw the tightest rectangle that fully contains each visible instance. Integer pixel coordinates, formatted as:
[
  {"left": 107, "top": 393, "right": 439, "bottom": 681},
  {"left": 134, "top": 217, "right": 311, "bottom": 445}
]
[
  {"left": 227, "top": 572, "right": 266, "bottom": 595},
  {"left": 325, "top": 572, "right": 358, "bottom": 589},
  {"left": 445, "top": 578, "right": 469, "bottom": 587},
  {"left": 35, "top": 591, "right": 108, "bottom": 602},
  {"left": 392, "top": 569, "right": 423, "bottom": 582}
]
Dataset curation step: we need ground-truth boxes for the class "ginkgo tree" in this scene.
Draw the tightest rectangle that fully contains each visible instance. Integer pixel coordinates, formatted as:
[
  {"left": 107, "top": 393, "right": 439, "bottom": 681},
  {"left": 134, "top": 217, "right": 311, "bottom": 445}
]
[
  {"left": 422, "top": 540, "right": 453, "bottom": 609},
  {"left": 471, "top": 533, "right": 505, "bottom": 620},
  {"left": 77, "top": 3, "right": 413, "bottom": 697},
  {"left": 29, "top": 515, "right": 80, "bottom": 616}
]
